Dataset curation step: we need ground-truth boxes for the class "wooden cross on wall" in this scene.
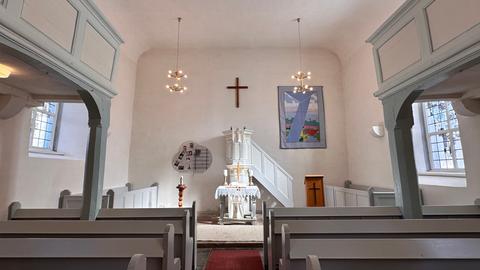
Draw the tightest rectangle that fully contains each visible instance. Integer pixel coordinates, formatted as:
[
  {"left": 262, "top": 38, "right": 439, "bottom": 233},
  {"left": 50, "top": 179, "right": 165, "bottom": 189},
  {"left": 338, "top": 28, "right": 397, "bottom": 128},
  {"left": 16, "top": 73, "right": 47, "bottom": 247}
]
[{"left": 227, "top": 77, "right": 248, "bottom": 108}]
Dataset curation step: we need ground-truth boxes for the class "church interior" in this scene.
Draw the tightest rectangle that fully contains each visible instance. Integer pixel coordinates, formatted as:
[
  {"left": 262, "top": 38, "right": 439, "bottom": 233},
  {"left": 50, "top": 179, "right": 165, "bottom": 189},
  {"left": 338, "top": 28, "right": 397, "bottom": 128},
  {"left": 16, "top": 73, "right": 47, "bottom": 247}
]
[{"left": 1, "top": 0, "right": 480, "bottom": 269}]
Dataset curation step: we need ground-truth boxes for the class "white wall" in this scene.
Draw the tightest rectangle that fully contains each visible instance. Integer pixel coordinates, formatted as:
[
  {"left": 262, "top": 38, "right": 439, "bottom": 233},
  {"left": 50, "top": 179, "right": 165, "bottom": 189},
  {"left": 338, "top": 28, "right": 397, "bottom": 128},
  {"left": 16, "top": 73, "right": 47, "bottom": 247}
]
[
  {"left": 342, "top": 44, "right": 394, "bottom": 189},
  {"left": 55, "top": 103, "right": 89, "bottom": 160},
  {"left": 0, "top": 52, "right": 138, "bottom": 219},
  {"left": 419, "top": 114, "right": 480, "bottom": 205},
  {"left": 342, "top": 44, "right": 480, "bottom": 205},
  {"left": 103, "top": 53, "right": 138, "bottom": 188},
  {"left": 129, "top": 48, "right": 349, "bottom": 211}
]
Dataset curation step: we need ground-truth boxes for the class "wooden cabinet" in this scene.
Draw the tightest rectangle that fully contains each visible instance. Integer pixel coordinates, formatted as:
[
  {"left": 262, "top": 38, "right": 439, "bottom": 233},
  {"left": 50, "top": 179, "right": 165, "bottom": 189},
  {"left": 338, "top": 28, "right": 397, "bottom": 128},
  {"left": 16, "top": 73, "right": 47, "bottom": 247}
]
[{"left": 304, "top": 175, "right": 325, "bottom": 207}]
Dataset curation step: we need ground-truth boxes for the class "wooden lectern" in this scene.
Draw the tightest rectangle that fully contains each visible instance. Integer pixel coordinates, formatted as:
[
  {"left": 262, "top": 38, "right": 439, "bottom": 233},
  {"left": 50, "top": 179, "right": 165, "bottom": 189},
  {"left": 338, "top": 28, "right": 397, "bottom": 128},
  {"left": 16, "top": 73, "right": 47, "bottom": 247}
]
[{"left": 304, "top": 175, "right": 325, "bottom": 207}]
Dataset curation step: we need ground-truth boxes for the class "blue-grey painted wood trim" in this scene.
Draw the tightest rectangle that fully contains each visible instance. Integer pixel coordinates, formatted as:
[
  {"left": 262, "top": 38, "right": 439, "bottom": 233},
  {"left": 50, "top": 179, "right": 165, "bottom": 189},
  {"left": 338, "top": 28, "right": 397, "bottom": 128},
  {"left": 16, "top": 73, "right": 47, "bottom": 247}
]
[
  {"left": 80, "top": 0, "right": 123, "bottom": 44},
  {"left": 367, "top": 0, "right": 420, "bottom": 43},
  {"left": 383, "top": 90, "right": 423, "bottom": 219},
  {"left": 80, "top": 20, "right": 117, "bottom": 80},
  {"left": 369, "top": 0, "right": 480, "bottom": 99},
  {"left": 376, "top": 18, "right": 422, "bottom": 82},
  {"left": 0, "top": 0, "right": 123, "bottom": 97}
]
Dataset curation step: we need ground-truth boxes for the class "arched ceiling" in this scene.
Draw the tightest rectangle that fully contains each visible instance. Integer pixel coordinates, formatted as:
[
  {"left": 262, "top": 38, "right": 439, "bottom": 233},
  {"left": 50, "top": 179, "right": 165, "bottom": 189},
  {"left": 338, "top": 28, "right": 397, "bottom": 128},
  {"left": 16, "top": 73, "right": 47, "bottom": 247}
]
[{"left": 94, "top": 0, "right": 404, "bottom": 64}]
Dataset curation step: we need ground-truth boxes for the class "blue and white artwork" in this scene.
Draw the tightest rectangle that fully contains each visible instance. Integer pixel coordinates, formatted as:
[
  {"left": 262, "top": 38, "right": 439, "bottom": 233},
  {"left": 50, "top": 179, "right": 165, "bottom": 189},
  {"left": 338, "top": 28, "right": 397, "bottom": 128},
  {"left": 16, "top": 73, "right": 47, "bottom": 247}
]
[{"left": 278, "top": 86, "right": 326, "bottom": 149}]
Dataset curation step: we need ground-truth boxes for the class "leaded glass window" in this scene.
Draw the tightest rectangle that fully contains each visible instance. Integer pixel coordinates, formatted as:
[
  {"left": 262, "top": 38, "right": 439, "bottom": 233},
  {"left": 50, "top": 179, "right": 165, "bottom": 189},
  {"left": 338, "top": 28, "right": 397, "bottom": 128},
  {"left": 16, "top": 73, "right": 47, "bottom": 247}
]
[
  {"left": 30, "top": 102, "right": 60, "bottom": 151},
  {"left": 422, "top": 101, "right": 464, "bottom": 171}
]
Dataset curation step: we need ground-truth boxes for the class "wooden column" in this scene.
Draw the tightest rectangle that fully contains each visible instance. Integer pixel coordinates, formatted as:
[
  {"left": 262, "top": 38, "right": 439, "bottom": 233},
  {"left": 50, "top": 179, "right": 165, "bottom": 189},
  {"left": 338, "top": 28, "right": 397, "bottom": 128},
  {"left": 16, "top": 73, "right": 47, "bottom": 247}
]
[
  {"left": 383, "top": 91, "right": 423, "bottom": 219},
  {"left": 79, "top": 91, "right": 110, "bottom": 220}
]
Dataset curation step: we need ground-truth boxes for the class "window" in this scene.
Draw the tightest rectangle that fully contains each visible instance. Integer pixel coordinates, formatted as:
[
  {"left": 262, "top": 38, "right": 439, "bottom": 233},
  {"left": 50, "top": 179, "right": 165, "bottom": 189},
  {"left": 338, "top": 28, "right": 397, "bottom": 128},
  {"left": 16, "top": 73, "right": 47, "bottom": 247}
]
[
  {"left": 422, "top": 101, "right": 464, "bottom": 171},
  {"left": 29, "top": 102, "right": 61, "bottom": 152}
]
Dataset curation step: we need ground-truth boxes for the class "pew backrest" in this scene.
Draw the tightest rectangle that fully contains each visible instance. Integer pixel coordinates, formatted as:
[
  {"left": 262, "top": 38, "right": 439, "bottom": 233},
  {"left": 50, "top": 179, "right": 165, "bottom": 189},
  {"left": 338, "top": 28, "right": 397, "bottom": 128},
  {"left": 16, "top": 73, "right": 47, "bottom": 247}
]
[
  {"left": 0, "top": 221, "right": 181, "bottom": 270},
  {"left": 281, "top": 222, "right": 480, "bottom": 270},
  {"left": 128, "top": 254, "right": 147, "bottom": 270},
  {"left": 7, "top": 201, "right": 197, "bottom": 270},
  {"left": 265, "top": 206, "right": 402, "bottom": 270}
]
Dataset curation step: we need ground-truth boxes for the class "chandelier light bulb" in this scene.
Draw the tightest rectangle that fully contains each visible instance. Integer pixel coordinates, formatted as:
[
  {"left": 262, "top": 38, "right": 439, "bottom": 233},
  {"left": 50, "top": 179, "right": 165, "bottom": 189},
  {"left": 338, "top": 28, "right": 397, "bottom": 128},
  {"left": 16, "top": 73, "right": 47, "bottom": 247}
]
[{"left": 166, "top": 85, "right": 170, "bottom": 89}]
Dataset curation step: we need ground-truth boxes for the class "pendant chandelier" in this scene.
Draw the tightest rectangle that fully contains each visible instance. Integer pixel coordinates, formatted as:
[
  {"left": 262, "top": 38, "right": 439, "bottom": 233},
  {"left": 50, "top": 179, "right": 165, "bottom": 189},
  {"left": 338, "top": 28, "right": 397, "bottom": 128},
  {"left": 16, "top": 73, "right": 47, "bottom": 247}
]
[
  {"left": 166, "top": 17, "right": 188, "bottom": 93},
  {"left": 291, "top": 18, "right": 312, "bottom": 94}
]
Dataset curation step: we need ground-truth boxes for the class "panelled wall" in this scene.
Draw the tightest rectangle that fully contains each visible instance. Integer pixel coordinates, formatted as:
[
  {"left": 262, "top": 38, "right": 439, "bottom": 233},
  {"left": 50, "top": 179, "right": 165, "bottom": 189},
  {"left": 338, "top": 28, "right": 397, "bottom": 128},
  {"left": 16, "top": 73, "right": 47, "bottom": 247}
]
[
  {"left": 369, "top": 0, "right": 480, "bottom": 98},
  {"left": 0, "top": 0, "right": 138, "bottom": 219},
  {"left": 0, "top": 0, "right": 122, "bottom": 95},
  {"left": 362, "top": 0, "right": 480, "bottom": 209}
]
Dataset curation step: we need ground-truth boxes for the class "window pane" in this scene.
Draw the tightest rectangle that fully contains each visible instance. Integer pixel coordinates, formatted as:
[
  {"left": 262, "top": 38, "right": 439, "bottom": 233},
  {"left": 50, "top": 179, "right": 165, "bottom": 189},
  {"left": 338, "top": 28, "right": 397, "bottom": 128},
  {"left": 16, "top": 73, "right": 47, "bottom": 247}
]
[
  {"left": 422, "top": 101, "right": 464, "bottom": 171},
  {"left": 30, "top": 102, "right": 59, "bottom": 151}
]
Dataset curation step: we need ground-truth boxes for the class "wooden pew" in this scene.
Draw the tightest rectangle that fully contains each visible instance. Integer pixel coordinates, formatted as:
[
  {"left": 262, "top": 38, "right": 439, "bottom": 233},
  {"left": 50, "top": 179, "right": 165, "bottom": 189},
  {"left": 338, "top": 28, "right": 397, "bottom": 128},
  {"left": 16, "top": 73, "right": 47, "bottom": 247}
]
[
  {"left": 263, "top": 204, "right": 402, "bottom": 270},
  {"left": 7, "top": 201, "right": 197, "bottom": 270},
  {"left": 280, "top": 219, "right": 480, "bottom": 270},
  {"left": 0, "top": 220, "right": 181, "bottom": 270},
  {"left": 128, "top": 254, "right": 147, "bottom": 270},
  {"left": 263, "top": 203, "right": 480, "bottom": 269}
]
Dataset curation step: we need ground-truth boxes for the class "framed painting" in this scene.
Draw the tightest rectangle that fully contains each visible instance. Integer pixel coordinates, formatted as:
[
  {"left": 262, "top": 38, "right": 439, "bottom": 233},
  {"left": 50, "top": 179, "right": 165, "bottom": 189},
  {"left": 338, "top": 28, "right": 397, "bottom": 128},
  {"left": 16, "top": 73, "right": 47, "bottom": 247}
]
[{"left": 278, "top": 86, "right": 326, "bottom": 149}]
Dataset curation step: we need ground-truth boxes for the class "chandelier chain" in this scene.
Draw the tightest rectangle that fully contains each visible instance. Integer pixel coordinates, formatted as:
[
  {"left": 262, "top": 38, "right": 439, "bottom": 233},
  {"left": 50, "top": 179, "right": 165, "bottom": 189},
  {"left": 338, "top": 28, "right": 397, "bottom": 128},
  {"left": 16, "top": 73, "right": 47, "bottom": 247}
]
[
  {"left": 176, "top": 17, "right": 181, "bottom": 71},
  {"left": 296, "top": 18, "right": 303, "bottom": 71}
]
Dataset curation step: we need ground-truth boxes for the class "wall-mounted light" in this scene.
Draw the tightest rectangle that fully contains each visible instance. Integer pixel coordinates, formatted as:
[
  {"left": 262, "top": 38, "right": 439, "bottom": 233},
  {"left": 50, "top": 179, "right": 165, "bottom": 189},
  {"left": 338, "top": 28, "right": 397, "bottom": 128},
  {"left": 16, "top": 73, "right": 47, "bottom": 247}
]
[
  {"left": 0, "top": 64, "right": 12, "bottom": 79},
  {"left": 370, "top": 122, "right": 385, "bottom": 138}
]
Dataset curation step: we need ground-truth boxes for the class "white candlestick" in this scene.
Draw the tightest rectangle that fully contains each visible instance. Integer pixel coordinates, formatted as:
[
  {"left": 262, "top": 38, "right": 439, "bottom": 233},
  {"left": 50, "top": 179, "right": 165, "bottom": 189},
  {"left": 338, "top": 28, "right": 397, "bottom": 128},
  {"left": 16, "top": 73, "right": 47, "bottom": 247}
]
[
  {"left": 223, "top": 169, "right": 228, "bottom": 177},
  {"left": 180, "top": 176, "right": 184, "bottom": 185}
]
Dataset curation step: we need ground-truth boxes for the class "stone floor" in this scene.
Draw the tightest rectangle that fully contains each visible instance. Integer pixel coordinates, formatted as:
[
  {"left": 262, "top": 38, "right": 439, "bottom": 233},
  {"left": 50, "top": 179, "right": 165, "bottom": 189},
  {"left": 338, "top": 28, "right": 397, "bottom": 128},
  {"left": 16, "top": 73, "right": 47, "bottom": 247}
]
[{"left": 197, "top": 212, "right": 263, "bottom": 243}]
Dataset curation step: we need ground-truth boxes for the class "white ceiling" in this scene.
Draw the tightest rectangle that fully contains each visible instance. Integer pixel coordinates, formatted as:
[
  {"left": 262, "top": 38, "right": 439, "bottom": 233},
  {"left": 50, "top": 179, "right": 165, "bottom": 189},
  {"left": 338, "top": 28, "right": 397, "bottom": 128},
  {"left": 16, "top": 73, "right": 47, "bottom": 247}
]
[
  {"left": 423, "top": 62, "right": 480, "bottom": 96},
  {"left": 0, "top": 43, "right": 79, "bottom": 96},
  {"left": 95, "top": 0, "right": 404, "bottom": 63}
]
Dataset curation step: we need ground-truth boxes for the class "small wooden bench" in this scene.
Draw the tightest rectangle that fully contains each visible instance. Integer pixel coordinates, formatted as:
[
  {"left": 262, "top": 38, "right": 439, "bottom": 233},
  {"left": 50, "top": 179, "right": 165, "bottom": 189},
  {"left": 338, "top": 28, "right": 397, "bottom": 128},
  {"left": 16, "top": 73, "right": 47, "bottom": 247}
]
[
  {"left": 0, "top": 220, "right": 181, "bottom": 270},
  {"left": 280, "top": 219, "right": 480, "bottom": 270},
  {"left": 7, "top": 201, "right": 197, "bottom": 270}
]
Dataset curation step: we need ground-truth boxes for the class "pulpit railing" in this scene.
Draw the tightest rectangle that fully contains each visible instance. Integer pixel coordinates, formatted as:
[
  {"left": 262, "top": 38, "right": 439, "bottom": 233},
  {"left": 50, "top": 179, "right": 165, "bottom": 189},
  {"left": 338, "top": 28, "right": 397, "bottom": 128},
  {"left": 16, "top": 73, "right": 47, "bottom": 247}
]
[{"left": 249, "top": 140, "right": 294, "bottom": 207}]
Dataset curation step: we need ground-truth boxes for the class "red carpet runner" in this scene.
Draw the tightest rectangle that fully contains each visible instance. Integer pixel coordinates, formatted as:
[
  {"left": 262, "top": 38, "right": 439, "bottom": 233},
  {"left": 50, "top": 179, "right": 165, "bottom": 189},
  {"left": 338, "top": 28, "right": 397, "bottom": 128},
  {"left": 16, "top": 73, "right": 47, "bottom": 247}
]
[{"left": 205, "top": 249, "right": 263, "bottom": 270}]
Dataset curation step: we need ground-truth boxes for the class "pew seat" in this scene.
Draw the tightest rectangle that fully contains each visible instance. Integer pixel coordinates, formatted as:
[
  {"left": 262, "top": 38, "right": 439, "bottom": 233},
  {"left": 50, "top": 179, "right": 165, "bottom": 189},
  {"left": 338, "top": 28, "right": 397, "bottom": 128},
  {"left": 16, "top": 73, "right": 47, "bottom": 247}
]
[{"left": 0, "top": 220, "right": 180, "bottom": 270}]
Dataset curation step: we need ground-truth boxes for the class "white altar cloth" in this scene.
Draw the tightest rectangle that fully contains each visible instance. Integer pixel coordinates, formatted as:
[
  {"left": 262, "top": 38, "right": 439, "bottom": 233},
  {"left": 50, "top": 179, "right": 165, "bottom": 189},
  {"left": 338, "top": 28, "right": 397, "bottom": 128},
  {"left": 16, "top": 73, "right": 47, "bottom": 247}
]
[{"left": 215, "top": 185, "right": 261, "bottom": 199}]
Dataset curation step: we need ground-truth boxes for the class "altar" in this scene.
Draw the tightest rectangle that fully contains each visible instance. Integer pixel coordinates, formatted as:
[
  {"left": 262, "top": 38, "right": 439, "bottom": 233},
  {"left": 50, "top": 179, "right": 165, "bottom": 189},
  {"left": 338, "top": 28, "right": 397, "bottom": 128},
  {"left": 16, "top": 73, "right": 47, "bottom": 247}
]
[{"left": 215, "top": 185, "right": 261, "bottom": 224}]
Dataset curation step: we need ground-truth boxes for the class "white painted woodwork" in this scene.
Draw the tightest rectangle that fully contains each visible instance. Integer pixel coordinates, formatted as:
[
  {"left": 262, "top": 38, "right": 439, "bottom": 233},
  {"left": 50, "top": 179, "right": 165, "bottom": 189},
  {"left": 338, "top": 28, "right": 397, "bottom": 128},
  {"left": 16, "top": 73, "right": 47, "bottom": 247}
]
[
  {"left": 334, "top": 187, "right": 346, "bottom": 207},
  {"left": 264, "top": 157, "right": 276, "bottom": 184},
  {"left": 81, "top": 23, "right": 116, "bottom": 79},
  {"left": 325, "top": 185, "right": 369, "bottom": 207},
  {"left": 250, "top": 140, "right": 294, "bottom": 207},
  {"left": 378, "top": 20, "right": 421, "bottom": 80},
  {"left": 426, "top": 0, "right": 480, "bottom": 50},
  {"left": 120, "top": 185, "right": 159, "bottom": 208},
  {"left": 20, "top": 0, "right": 78, "bottom": 51},
  {"left": 324, "top": 185, "right": 335, "bottom": 206}
]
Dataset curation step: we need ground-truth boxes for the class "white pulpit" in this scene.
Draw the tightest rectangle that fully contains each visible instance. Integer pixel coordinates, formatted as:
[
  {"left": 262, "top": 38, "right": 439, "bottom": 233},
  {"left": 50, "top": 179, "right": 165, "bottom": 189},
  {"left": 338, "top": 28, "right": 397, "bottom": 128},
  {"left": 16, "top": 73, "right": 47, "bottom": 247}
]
[{"left": 215, "top": 127, "right": 260, "bottom": 224}]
